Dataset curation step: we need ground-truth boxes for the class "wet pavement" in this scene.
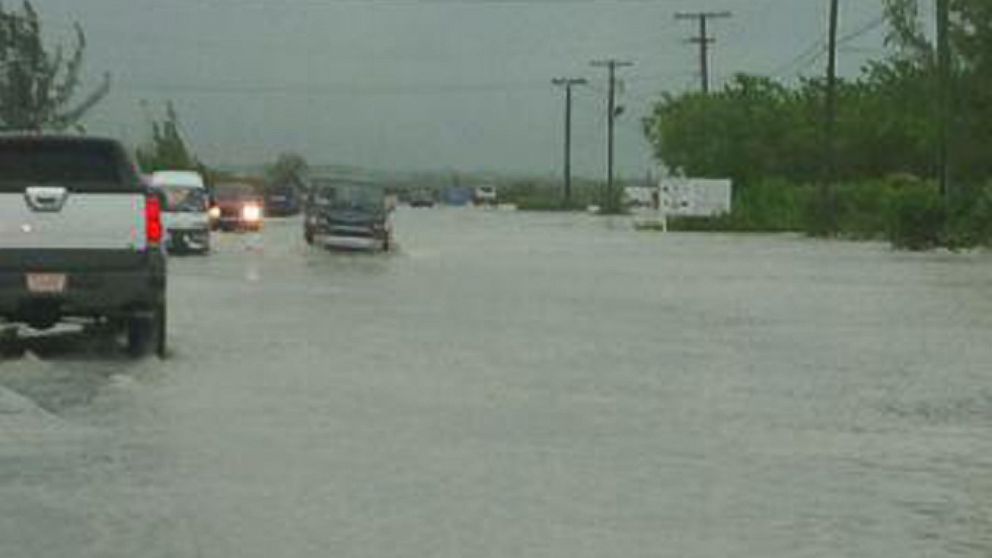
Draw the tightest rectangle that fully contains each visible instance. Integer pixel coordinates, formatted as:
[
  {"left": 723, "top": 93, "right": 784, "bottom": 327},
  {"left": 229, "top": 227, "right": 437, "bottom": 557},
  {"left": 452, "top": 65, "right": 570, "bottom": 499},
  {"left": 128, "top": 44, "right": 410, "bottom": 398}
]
[{"left": 2, "top": 209, "right": 991, "bottom": 557}]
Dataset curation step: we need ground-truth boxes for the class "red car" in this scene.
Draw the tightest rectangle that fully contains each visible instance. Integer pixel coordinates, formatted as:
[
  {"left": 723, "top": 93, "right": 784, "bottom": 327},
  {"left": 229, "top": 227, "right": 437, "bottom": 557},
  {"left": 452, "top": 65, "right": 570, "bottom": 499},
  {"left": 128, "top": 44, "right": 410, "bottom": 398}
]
[{"left": 211, "top": 182, "right": 264, "bottom": 232}]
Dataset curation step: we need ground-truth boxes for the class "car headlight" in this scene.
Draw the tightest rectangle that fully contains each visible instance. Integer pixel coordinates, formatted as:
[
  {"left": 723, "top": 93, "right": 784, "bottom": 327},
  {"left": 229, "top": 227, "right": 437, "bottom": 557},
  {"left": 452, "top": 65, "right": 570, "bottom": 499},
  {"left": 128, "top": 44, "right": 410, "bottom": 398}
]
[
  {"left": 242, "top": 204, "right": 262, "bottom": 222},
  {"left": 208, "top": 206, "right": 221, "bottom": 219}
]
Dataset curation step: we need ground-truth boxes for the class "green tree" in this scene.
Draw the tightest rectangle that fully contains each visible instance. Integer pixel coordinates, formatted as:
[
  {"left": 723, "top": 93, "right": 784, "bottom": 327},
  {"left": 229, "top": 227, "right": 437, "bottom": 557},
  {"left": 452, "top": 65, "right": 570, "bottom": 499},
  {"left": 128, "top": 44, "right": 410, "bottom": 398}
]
[
  {"left": 642, "top": 68, "right": 941, "bottom": 185},
  {"left": 642, "top": 75, "right": 821, "bottom": 185},
  {"left": 643, "top": 0, "right": 992, "bottom": 186},
  {"left": 135, "top": 101, "right": 201, "bottom": 173},
  {"left": 0, "top": 1, "right": 110, "bottom": 131},
  {"left": 883, "top": 0, "right": 992, "bottom": 180},
  {"left": 266, "top": 152, "right": 309, "bottom": 190}
]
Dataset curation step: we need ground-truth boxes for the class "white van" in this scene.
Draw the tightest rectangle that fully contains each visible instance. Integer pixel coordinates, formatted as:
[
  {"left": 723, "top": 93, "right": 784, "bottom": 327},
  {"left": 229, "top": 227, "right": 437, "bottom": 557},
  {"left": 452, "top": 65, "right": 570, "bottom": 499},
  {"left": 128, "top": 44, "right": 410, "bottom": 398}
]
[
  {"left": 151, "top": 171, "right": 211, "bottom": 254},
  {"left": 474, "top": 185, "right": 497, "bottom": 206}
]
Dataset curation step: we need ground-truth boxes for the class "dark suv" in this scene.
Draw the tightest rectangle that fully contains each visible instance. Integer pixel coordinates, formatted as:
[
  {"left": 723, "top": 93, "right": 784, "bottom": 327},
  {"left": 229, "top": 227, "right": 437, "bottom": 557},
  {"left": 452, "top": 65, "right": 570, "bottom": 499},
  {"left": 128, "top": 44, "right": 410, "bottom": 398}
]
[
  {"left": 0, "top": 135, "right": 168, "bottom": 357},
  {"left": 303, "top": 179, "right": 394, "bottom": 251}
]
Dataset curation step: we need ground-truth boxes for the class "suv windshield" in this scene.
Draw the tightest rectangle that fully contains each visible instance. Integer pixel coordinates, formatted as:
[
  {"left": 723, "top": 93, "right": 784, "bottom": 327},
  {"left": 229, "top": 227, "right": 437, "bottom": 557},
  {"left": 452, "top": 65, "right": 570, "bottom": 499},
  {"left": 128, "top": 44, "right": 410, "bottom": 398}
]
[
  {"left": 161, "top": 187, "right": 208, "bottom": 212},
  {"left": 313, "top": 183, "right": 384, "bottom": 213},
  {"left": 0, "top": 139, "right": 131, "bottom": 193},
  {"left": 214, "top": 184, "right": 255, "bottom": 201}
]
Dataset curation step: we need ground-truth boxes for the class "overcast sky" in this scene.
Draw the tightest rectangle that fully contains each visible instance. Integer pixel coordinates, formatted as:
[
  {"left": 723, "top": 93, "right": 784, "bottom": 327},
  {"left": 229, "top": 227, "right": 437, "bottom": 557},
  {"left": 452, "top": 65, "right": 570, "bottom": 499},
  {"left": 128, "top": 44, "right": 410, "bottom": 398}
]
[{"left": 36, "top": 0, "right": 908, "bottom": 177}]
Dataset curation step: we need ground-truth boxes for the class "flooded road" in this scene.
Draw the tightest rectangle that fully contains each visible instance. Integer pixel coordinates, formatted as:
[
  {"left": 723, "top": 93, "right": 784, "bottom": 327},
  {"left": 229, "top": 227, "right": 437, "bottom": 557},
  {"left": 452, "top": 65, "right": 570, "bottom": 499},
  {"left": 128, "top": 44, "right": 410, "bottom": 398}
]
[{"left": 2, "top": 209, "right": 991, "bottom": 557}]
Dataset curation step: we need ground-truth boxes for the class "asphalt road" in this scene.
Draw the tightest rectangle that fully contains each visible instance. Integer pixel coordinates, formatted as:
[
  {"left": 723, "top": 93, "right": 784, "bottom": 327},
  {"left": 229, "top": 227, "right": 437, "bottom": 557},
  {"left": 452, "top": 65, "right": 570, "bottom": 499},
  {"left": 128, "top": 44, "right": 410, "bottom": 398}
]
[{"left": 2, "top": 209, "right": 991, "bottom": 557}]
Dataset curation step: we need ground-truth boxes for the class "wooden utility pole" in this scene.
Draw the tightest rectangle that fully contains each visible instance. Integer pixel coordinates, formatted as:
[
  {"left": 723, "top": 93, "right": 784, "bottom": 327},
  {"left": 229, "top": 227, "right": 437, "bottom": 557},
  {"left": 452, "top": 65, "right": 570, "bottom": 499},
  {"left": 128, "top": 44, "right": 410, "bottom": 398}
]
[
  {"left": 552, "top": 77, "right": 587, "bottom": 207},
  {"left": 821, "top": 0, "right": 840, "bottom": 232},
  {"left": 825, "top": 0, "right": 839, "bottom": 184},
  {"left": 675, "top": 11, "right": 732, "bottom": 94},
  {"left": 591, "top": 59, "right": 633, "bottom": 212},
  {"left": 936, "top": 0, "right": 951, "bottom": 198}
]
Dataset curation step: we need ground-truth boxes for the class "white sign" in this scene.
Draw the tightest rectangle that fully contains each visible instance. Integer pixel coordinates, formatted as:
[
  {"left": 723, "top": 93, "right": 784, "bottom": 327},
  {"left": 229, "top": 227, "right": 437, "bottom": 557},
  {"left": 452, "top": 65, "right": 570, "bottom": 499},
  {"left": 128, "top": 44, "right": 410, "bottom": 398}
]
[{"left": 660, "top": 177, "right": 732, "bottom": 217}]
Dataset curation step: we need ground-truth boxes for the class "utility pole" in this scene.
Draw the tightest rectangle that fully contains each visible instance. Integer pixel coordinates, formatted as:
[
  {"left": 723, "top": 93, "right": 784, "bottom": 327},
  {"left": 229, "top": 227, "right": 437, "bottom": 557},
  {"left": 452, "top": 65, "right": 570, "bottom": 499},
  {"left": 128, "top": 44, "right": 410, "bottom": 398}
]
[
  {"left": 825, "top": 0, "right": 839, "bottom": 183},
  {"left": 590, "top": 59, "right": 633, "bottom": 213},
  {"left": 552, "top": 77, "right": 587, "bottom": 207},
  {"left": 936, "top": 0, "right": 951, "bottom": 198},
  {"left": 823, "top": 0, "right": 840, "bottom": 232},
  {"left": 675, "top": 11, "right": 731, "bottom": 94}
]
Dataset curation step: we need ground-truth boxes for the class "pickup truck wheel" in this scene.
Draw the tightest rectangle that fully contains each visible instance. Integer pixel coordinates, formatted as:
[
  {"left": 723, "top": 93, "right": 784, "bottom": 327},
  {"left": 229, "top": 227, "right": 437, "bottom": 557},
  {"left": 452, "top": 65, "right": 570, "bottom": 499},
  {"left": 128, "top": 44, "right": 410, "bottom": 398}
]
[
  {"left": 126, "top": 315, "right": 152, "bottom": 357},
  {"left": 126, "top": 303, "right": 166, "bottom": 358},
  {"left": 1, "top": 326, "right": 21, "bottom": 358},
  {"left": 155, "top": 303, "right": 167, "bottom": 358}
]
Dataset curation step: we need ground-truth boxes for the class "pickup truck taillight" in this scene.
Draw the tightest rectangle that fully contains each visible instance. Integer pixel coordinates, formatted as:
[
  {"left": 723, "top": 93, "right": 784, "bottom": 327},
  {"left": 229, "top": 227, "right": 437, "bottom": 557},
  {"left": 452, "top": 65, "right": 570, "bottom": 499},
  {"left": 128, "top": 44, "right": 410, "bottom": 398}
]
[{"left": 146, "top": 195, "right": 163, "bottom": 245}]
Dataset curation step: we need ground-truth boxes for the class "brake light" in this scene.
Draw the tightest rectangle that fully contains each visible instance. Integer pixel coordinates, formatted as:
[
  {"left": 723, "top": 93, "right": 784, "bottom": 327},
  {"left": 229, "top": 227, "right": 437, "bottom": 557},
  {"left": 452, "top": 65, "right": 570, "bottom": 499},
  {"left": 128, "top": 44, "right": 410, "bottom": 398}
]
[{"left": 146, "top": 195, "right": 163, "bottom": 245}]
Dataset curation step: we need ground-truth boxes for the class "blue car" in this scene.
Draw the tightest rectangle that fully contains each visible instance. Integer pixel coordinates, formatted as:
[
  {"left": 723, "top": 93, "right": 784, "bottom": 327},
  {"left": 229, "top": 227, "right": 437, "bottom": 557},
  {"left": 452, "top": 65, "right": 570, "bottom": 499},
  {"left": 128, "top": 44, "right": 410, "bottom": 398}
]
[{"left": 265, "top": 185, "right": 301, "bottom": 216}]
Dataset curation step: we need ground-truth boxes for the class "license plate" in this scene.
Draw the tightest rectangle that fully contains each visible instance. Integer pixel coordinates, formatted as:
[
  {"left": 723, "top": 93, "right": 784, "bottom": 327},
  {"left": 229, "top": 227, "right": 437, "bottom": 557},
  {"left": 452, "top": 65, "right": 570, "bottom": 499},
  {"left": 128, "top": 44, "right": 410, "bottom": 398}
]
[{"left": 26, "top": 273, "right": 67, "bottom": 294}]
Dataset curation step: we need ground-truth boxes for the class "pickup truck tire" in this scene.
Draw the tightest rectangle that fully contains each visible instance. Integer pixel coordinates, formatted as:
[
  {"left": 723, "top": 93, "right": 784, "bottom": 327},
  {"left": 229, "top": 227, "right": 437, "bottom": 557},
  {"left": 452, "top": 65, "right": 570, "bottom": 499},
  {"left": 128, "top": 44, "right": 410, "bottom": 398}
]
[
  {"left": 156, "top": 302, "right": 167, "bottom": 358},
  {"left": 126, "top": 303, "right": 167, "bottom": 358},
  {"left": 126, "top": 315, "right": 151, "bottom": 357}
]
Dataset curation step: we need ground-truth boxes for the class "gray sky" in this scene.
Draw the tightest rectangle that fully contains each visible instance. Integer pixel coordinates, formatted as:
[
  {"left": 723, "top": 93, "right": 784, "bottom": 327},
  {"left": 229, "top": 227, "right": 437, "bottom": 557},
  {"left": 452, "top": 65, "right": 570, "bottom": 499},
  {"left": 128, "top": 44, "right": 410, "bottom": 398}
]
[{"left": 38, "top": 0, "right": 901, "bottom": 177}]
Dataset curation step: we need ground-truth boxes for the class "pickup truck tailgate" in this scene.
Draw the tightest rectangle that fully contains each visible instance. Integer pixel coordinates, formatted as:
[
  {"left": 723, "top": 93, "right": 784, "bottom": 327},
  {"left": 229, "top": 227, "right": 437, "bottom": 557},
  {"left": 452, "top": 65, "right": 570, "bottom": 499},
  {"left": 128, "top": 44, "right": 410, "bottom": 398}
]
[
  {"left": 0, "top": 193, "right": 146, "bottom": 251},
  {"left": 0, "top": 137, "right": 151, "bottom": 271}
]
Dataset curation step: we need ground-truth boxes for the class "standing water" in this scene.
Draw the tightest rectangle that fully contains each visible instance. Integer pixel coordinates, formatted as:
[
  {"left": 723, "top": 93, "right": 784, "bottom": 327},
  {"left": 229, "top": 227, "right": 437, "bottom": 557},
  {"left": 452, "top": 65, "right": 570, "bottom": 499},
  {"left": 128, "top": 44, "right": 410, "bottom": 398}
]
[{"left": 2, "top": 209, "right": 990, "bottom": 557}]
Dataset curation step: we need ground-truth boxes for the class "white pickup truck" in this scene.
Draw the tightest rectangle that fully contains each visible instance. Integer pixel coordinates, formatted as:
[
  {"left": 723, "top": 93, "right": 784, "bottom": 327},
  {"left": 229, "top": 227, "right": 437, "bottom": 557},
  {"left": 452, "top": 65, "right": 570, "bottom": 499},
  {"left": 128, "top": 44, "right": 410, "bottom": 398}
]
[{"left": 0, "top": 134, "right": 168, "bottom": 357}]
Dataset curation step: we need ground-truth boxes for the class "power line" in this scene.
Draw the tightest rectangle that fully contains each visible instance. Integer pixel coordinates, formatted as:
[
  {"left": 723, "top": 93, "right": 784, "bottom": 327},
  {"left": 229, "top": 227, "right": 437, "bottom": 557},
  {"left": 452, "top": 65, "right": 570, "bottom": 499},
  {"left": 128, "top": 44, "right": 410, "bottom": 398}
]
[
  {"left": 118, "top": 72, "right": 678, "bottom": 99},
  {"left": 118, "top": 79, "right": 560, "bottom": 97},
  {"left": 769, "top": 37, "right": 826, "bottom": 77},
  {"left": 838, "top": 14, "right": 885, "bottom": 45},
  {"left": 674, "top": 11, "right": 732, "bottom": 94},
  {"left": 769, "top": 12, "right": 886, "bottom": 79}
]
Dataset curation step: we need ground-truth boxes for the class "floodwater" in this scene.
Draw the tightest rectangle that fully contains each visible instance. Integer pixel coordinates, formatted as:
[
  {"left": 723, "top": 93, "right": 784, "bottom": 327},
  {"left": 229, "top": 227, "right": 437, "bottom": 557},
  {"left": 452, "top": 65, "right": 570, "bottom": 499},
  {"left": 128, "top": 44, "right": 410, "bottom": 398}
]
[{"left": 2, "top": 209, "right": 990, "bottom": 558}]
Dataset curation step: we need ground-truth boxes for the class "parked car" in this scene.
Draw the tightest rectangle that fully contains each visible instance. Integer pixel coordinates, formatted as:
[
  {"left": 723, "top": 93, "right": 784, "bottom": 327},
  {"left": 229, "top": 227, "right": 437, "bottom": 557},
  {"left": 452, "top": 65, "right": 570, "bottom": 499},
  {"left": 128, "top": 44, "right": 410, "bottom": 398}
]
[
  {"left": 152, "top": 171, "right": 211, "bottom": 254},
  {"left": 264, "top": 184, "right": 302, "bottom": 217},
  {"left": 0, "top": 134, "right": 167, "bottom": 356},
  {"left": 213, "top": 182, "right": 264, "bottom": 231},
  {"left": 408, "top": 189, "right": 436, "bottom": 208},
  {"left": 474, "top": 185, "right": 498, "bottom": 206},
  {"left": 442, "top": 186, "right": 474, "bottom": 206},
  {"left": 304, "top": 179, "right": 393, "bottom": 251}
]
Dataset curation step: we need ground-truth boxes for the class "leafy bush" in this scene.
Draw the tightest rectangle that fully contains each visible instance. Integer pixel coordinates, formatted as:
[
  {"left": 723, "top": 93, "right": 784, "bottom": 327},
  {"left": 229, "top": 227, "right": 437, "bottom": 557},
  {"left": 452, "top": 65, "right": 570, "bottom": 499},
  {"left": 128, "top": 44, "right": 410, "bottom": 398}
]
[
  {"left": 883, "top": 181, "right": 992, "bottom": 250},
  {"left": 642, "top": 176, "right": 990, "bottom": 250},
  {"left": 943, "top": 184, "right": 992, "bottom": 249},
  {"left": 734, "top": 179, "right": 810, "bottom": 231},
  {"left": 833, "top": 180, "right": 894, "bottom": 238},
  {"left": 886, "top": 183, "right": 946, "bottom": 250}
]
